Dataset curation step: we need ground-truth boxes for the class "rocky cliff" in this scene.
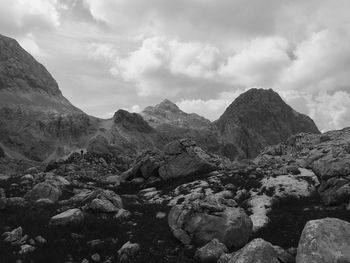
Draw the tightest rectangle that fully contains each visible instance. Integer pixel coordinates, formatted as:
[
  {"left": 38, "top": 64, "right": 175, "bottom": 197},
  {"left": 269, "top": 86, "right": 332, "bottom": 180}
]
[{"left": 215, "top": 88, "right": 320, "bottom": 160}]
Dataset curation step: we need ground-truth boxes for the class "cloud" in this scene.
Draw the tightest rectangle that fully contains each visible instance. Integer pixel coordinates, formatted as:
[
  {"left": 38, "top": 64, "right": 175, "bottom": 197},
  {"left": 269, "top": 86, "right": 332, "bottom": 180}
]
[
  {"left": 177, "top": 90, "right": 246, "bottom": 121},
  {"left": 0, "top": 0, "right": 61, "bottom": 35}
]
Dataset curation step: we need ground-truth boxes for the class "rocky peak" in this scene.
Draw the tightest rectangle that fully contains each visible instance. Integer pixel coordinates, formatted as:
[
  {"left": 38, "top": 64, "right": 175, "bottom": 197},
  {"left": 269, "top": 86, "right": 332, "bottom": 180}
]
[
  {"left": 215, "top": 88, "right": 320, "bottom": 160},
  {"left": 0, "top": 34, "right": 80, "bottom": 113},
  {"left": 113, "top": 109, "right": 154, "bottom": 133},
  {"left": 140, "top": 99, "right": 211, "bottom": 130}
]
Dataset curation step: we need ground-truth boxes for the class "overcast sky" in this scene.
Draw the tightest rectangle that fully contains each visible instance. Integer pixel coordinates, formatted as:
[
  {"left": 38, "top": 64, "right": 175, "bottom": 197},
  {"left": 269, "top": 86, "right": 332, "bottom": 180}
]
[{"left": 1, "top": 0, "right": 350, "bottom": 131}]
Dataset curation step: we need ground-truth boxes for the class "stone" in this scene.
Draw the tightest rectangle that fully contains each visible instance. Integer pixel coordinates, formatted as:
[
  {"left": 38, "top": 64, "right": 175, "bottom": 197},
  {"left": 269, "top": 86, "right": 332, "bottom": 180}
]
[
  {"left": 24, "top": 180, "right": 62, "bottom": 204},
  {"left": 50, "top": 208, "right": 85, "bottom": 226},
  {"left": 195, "top": 239, "right": 228, "bottom": 263},
  {"left": 3, "top": 227, "right": 23, "bottom": 244},
  {"left": 168, "top": 196, "right": 253, "bottom": 248},
  {"left": 90, "top": 198, "right": 118, "bottom": 213},
  {"left": 225, "top": 238, "right": 294, "bottom": 263},
  {"left": 19, "top": 244, "right": 35, "bottom": 255},
  {"left": 117, "top": 241, "right": 140, "bottom": 263},
  {"left": 296, "top": 217, "right": 350, "bottom": 263},
  {"left": 91, "top": 253, "right": 101, "bottom": 262}
]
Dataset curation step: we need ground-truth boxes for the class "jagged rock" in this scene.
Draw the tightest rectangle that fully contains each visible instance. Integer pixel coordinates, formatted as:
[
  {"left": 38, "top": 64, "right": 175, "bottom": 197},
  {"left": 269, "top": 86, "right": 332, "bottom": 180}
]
[
  {"left": 50, "top": 208, "right": 85, "bottom": 226},
  {"left": 159, "top": 139, "right": 231, "bottom": 180},
  {"left": 223, "top": 238, "right": 294, "bottom": 263},
  {"left": 117, "top": 241, "right": 140, "bottom": 263},
  {"left": 2, "top": 227, "right": 23, "bottom": 244},
  {"left": 168, "top": 195, "right": 252, "bottom": 248},
  {"left": 195, "top": 239, "right": 228, "bottom": 263},
  {"left": 296, "top": 218, "right": 350, "bottom": 263}
]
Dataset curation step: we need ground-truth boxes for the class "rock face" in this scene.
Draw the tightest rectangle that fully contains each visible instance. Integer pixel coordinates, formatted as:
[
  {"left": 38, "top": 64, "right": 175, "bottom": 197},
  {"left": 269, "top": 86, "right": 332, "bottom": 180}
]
[
  {"left": 168, "top": 195, "right": 252, "bottom": 248},
  {"left": 296, "top": 218, "right": 350, "bottom": 263},
  {"left": 223, "top": 238, "right": 294, "bottom": 263},
  {"left": 215, "top": 88, "right": 320, "bottom": 160}
]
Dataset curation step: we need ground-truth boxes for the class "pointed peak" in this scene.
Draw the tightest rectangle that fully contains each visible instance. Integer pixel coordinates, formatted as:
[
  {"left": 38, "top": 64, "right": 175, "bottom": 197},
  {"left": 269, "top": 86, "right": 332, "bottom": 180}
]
[{"left": 159, "top": 99, "right": 178, "bottom": 107}]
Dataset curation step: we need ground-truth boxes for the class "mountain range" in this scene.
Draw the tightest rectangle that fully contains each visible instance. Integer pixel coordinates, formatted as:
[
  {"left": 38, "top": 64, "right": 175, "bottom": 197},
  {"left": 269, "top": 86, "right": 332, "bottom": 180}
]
[{"left": 0, "top": 34, "right": 320, "bottom": 162}]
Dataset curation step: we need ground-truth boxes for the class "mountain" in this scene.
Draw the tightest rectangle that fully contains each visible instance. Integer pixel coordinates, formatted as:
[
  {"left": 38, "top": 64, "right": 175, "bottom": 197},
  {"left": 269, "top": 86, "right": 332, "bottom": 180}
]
[
  {"left": 0, "top": 34, "right": 81, "bottom": 113},
  {"left": 140, "top": 99, "right": 211, "bottom": 130},
  {"left": 140, "top": 99, "right": 221, "bottom": 153},
  {"left": 214, "top": 88, "right": 320, "bottom": 160}
]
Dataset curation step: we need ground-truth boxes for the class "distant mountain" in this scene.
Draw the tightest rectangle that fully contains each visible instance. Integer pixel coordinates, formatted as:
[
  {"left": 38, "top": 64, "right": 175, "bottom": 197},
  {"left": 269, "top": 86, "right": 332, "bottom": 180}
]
[
  {"left": 214, "top": 88, "right": 320, "bottom": 160},
  {"left": 140, "top": 99, "right": 212, "bottom": 130},
  {"left": 140, "top": 99, "right": 221, "bottom": 153}
]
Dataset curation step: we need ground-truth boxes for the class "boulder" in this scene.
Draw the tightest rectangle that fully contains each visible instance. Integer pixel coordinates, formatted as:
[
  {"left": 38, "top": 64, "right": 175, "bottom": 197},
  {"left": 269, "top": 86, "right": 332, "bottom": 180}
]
[
  {"left": 159, "top": 139, "right": 230, "bottom": 180},
  {"left": 50, "top": 208, "right": 85, "bottom": 226},
  {"left": 24, "top": 180, "right": 62, "bottom": 204},
  {"left": 195, "top": 239, "right": 228, "bottom": 263},
  {"left": 223, "top": 238, "right": 294, "bottom": 263},
  {"left": 2, "top": 227, "right": 23, "bottom": 244},
  {"left": 90, "top": 198, "right": 118, "bottom": 213},
  {"left": 117, "top": 241, "right": 140, "bottom": 263},
  {"left": 296, "top": 217, "right": 350, "bottom": 263},
  {"left": 168, "top": 195, "right": 252, "bottom": 248}
]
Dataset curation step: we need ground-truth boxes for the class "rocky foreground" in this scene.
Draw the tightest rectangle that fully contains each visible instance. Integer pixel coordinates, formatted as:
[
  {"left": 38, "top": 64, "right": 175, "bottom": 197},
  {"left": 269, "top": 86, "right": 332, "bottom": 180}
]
[{"left": 1, "top": 128, "right": 350, "bottom": 263}]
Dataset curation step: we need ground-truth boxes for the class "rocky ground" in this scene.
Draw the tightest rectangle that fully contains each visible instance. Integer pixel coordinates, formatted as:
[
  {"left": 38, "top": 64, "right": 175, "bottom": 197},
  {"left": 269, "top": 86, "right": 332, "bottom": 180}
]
[{"left": 1, "top": 131, "right": 350, "bottom": 263}]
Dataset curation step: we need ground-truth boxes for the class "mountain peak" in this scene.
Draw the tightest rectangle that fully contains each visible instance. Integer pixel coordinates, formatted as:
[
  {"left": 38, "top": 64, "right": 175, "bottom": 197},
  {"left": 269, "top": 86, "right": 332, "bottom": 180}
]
[
  {"left": 215, "top": 88, "right": 320, "bottom": 160},
  {"left": 158, "top": 99, "right": 180, "bottom": 111}
]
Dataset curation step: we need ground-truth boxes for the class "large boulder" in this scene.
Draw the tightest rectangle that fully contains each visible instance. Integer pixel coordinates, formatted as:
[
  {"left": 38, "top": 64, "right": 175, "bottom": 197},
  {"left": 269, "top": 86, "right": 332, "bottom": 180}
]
[
  {"left": 296, "top": 217, "right": 350, "bottom": 263},
  {"left": 168, "top": 195, "right": 252, "bottom": 248},
  {"left": 24, "top": 179, "right": 62, "bottom": 204},
  {"left": 159, "top": 139, "right": 231, "bottom": 180},
  {"left": 222, "top": 238, "right": 294, "bottom": 263}
]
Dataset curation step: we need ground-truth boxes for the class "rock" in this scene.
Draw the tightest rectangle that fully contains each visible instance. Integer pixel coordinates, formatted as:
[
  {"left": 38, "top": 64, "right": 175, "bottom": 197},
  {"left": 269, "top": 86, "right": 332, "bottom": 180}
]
[
  {"left": 195, "top": 239, "right": 228, "bottom": 263},
  {"left": 24, "top": 167, "right": 39, "bottom": 175},
  {"left": 168, "top": 196, "right": 252, "bottom": 248},
  {"left": 117, "top": 241, "right": 140, "bottom": 263},
  {"left": 22, "top": 174, "right": 34, "bottom": 181},
  {"left": 159, "top": 139, "right": 231, "bottom": 180},
  {"left": 19, "top": 244, "right": 35, "bottom": 255},
  {"left": 115, "top": 209, "right": 132, "bottom": 221},
  {"left": 0, "top": 174, "right": 10, "bottom": 181},
  {"left": 155, "top": 212, "right": 166, "bottom": 219},
  {"left": 225, "top": 238, "right": 294, "bottom": 263},
  {"left": 2, "top": 227, "right": 23, "bottom": 244},
  {"left": 24, "top": 180, "right": 62, "bottom": 204},
  {"left": 90, "top": 198, "right": 118, "bottom": 213},
  {"left": 0, "top": 145, "right": 5, "bottom": 158},
  {"left": 91, "top": 253, "right": 101, "bottom": 262},
  {"left": 105, "top": 175, "right": 121, "bottom": 186},
  {"left": 296, "top": 217, "right": 350, "bottom": 263},
  {"left": 50, "top": 208, "right": 85, "bottom": 226},
  {"left": 35, "top": 236, "right": 47, "bottom": 244}
]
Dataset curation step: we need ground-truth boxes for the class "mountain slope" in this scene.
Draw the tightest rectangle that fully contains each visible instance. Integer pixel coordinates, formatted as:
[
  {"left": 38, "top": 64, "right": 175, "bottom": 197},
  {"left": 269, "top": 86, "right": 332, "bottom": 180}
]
[{"left": 214, "top": 88, "right": 320, "bottom": 160}]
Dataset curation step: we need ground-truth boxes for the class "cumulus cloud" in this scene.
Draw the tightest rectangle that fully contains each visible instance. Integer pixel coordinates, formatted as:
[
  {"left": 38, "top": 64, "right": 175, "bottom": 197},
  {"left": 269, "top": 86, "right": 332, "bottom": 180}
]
[{"left": 0, "top": 0, "right": 61, "bottom": 35}]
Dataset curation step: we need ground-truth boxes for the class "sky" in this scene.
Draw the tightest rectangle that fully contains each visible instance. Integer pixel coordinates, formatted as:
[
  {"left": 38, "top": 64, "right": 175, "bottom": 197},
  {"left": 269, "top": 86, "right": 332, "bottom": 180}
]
[{"left": 1, "top": 0, "right": 350, "bottom": 132}]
